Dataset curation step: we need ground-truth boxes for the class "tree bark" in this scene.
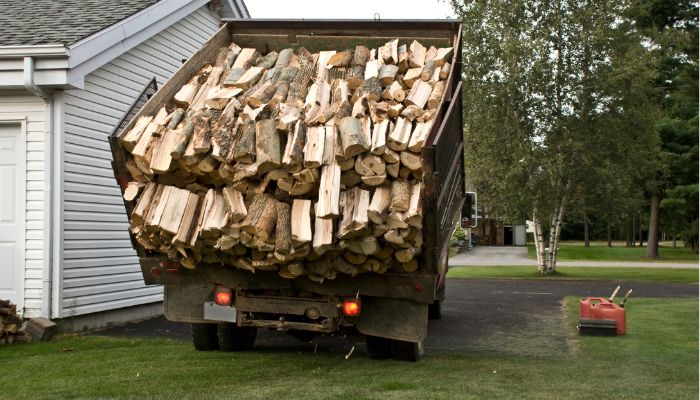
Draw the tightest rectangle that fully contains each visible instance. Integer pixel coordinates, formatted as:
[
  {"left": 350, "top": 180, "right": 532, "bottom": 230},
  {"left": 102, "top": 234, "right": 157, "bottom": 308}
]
[
  {"left": 607, "top": 222, "right": 613, "bottom": 247},
  {"left": 533, "top": 210, "right": 547, "bottom": 274},
  {"left": 646, "top": 192, "right": 660, "bottom": 258}
]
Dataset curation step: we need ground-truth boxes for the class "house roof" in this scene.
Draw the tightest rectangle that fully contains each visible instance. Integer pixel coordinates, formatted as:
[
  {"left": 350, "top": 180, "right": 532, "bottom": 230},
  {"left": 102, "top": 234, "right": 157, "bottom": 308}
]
[{"left": 0, "top": 0, "right": 160, "bottom": 46}]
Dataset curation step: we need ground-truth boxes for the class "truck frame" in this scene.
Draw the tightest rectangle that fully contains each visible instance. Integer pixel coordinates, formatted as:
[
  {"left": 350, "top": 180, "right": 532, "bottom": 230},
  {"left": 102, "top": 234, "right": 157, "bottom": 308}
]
[{"left": 109, "top": 19, "right": 466, "bottom": 361}]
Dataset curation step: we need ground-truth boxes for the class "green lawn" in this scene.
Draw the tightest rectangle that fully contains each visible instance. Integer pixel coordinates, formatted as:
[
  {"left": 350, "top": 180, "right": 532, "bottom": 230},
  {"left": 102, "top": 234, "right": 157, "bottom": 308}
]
[
  {"left": 0, "top": 298, "right": 696, "bottom": 399},
  {"left": 447, "top": 265, "right": 700, "bottom": 283},
  {"left": 527, "top": 243, "right": 699, "bottom": 262}
]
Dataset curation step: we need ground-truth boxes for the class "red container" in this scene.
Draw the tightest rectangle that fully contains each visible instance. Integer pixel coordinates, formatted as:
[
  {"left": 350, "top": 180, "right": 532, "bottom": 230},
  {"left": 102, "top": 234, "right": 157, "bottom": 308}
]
[{"left": 579, "top": 297, "right": 626, "bottom": 335}]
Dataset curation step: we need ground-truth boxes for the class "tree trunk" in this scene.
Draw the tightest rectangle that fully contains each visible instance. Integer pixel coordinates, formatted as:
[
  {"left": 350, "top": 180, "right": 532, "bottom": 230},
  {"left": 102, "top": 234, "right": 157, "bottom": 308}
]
[
  {"left": 607, "top": 223, "right": 613, "bottom": 247},
  {"left": 638, "top": 212, "right": 644, "bottom": 247},
  {"left": 533, "top": 210, "right": 547, "bottom": 274},
  {"left": 631, "top": 212, "right": 636, "bottom": 247},
  {"left": 546, "top": 194, "right": 567, "bottom": 273},
  {"left": 672, "top": 236, "right": 676, "bottom": 248},
  {"left": 583, "top": 212, "right": 590, "bottom": 247},
  {"left": 646, "top": 192, "right": 660, "bottom": 258}
]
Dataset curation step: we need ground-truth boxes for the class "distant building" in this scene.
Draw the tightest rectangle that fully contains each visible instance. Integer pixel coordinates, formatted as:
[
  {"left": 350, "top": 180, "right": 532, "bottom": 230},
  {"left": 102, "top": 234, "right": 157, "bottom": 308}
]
[{"left": 474, "top": 218, "right": 527, "bottom": 246}]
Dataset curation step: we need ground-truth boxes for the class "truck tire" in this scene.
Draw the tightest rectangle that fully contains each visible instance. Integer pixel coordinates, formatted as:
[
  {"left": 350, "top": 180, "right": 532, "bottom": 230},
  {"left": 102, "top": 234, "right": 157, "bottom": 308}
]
[
  {"left": 391, "top": 339, "right": 424, "bottom": 362},
  {"left": 191, "top": 323, "right": 219, "bottom": 351},
  {"left": 365, "top": 335, "right": 393, "bottom": 360},
  {"left": 217, "top": 323, "right": 257, "bottom": 351},
  {"left": 428, "top": 300, "right": 442, "bottom": 320}
]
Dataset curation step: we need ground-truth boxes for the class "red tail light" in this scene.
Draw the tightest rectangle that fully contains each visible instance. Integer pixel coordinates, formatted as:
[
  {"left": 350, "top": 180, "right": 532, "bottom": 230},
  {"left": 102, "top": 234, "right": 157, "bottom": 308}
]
[
  {"left": 343, "top": 298, "right": 361, "bottom": 317},
  {"left": 214, "top": 286, "right": 232, "bottom": 306}
]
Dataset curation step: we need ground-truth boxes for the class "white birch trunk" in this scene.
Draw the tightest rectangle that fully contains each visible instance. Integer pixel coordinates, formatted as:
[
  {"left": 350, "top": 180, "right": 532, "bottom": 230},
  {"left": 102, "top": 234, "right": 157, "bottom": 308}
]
[{"left": 533, "top": 210, "right": 548, "bottom": 273}]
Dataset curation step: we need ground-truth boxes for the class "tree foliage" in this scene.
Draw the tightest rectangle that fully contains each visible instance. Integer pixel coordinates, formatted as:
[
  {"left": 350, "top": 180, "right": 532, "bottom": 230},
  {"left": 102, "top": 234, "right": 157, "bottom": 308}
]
[
  {"left": 454, "top": 0, "right": 659, "bottom": 271},
  {"left": 628, "top": 0, "right": 698, "bottom": 253}
]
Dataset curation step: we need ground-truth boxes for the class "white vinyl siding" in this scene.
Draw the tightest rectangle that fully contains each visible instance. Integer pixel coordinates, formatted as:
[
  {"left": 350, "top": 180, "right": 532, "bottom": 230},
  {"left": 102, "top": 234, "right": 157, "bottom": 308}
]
[
  {"left": 222, "top": 0, "right": 250, "bottom": 19},
  {"left": 60, "top": 6, "right": 220, "bottom": 316},
  {"left": 0, "top": 92, "right": 45, "bottom": 317}
]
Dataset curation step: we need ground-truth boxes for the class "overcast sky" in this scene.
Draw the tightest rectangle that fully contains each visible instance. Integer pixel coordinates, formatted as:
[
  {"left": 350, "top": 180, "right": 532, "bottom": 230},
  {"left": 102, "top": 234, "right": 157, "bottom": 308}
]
[{"left": 246, "top": 0, "right": 456, "bottom": 19}]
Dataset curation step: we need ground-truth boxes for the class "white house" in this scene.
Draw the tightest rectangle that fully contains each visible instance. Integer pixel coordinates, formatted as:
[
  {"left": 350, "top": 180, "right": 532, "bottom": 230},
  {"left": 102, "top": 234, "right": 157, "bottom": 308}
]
[{"left": 0, "top": 0, "right": 249, "bottom": 328}]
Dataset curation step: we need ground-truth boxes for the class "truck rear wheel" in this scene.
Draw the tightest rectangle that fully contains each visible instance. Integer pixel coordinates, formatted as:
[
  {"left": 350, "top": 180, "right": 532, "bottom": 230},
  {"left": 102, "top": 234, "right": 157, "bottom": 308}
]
[
  {"left": 217, "top": 323, "right": 257, "bottom": 352},
  {"left": 428, "top": 300, "right": 442, "bottom": 320},
  {"left": 391, "top": 339, "right": 424, "bottom": 362},
  {"left": 191, "top": 323, "right": 219, "bottom": 351},
  {"left": 365, "top": 335, "right": 393, "bottom": 360}
]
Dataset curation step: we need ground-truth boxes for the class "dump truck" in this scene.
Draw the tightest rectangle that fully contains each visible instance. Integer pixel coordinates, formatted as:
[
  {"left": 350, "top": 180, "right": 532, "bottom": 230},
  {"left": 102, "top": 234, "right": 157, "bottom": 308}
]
[{"left": 109, "top": 19, "right": 467, "bottom": 361}]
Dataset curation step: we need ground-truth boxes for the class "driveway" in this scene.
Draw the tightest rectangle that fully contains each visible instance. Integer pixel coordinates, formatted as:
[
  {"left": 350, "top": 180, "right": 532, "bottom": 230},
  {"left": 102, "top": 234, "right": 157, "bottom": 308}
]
[
  {"left": 96, "top": 279, "right": 697, "bottom": 358},
  {"left": 449, "top": 246, "right": 699, "bottom": 268}
]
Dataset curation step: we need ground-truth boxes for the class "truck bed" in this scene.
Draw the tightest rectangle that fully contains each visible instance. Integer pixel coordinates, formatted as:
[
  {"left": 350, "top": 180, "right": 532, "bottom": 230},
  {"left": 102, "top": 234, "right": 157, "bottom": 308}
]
[{"left": 109, "top": 19, "right": 465, "bottom": 302}]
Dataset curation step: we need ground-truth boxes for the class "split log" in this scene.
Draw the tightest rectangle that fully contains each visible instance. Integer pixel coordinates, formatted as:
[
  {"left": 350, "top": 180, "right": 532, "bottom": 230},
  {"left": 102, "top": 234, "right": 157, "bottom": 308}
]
[
  {"left": 122, "top": 116, "right": 153, "bottom": 152},
  {"left": 240, "top": 193, "right": 277, "bottom": 242},
  {"left": 367, "top": 186, "right": 391, "bottom": 224},
  {"left": 222, "top": 186, "right": 247, "bottom": 222},
  {"left": 387, "top": 117, "right": 412, "bottom": 151},
  {"left": 274, "top": 201, "right": 292, "bottom": 257},
  {"left": 123, "top": 182, "right": 145, "bottom": 202},
  {"left": 275, "top": 48, "right": 294, "bottom": 68},
  {"left": 312, "top": 212, "right": 334, "bottom": 254},
  {"left": 408, "top": 121, "right": 433, "bottom": 151},
  {"left": 403, "top": 67, "right": 423, "bottom": 88},
  {"left": 230, "top": 121, "right": 256, "bottom": 163},
  {"left": 327, "top": 50, "right": 353, "bottom": 67},
  {"left": 434, "top": 47, "right": 454, "bottom": 66},
  {"left": 338, "top": 117, "right": 369, "bottom": 159},
  {"left": 405, "top": 182, "right": 423, "bottom": 228},
  {"left": 303, "top": 126, "right": 325, "bottom": 168},
  {"left": 355, "top": 77, "right": 381, "bottom": 102},
  {"left": 409, "top": 40, "right": 427, "bottom": 68},
  {"left": 282, "top": 121, "right": 306, "bottom": 171},
  {"left": 316, "top": 161, "right": 341, "bottom": 218},
  {"left": 370, "top": 119, "right": 389, "bottom": 155},
  {"left": 440, "top": 62, "right": 451, "bottom": 80},
  {"left": 427, "top": 81, "right": 445, "bottom": 109},
  {"left": 400, "top": 151, "right": 422, "bottom": 171},
  {"left": 256, "top": 50, "right": 279, "bottom": 69},
  {"left": 397, "top": 44, "right": 408, "bottom": 72},
  {"left": 248, "top": 83, "right": 277, "bottom": 108},
  {"left": 255, "top": 119, "right": 281, "bottom": 174},
  {"left": 337, "top": 187, "right": 370, "bottom": 239},
  {"left": 205, "top": 87, "right": 243, "bottom": 109},
  {"left": 158, "top": 186, "right": 190, "bottom": 235},
  {"left": 378, "top": 64, "right": 399, "bottom": 87},
  {"left": 390, "top": 179, "right": 410, "bottom": 212},
  {"left": 382, "top": 81, "right": 406, "bottom": 102},
  {"left": 291, "top": 199, "right": 312, "bottom": 245},
  {"left": 364, "top": 60, "right": 379, "bottom": 79},
  {"left": 405, "top": 80, "right": 432, "bottom": 109}
]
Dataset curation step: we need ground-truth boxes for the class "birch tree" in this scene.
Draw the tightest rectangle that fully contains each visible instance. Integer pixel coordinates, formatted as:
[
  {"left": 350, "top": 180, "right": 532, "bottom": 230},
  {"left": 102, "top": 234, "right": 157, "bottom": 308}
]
[{"left": 454, "top": 0, "right": 657, "bottom": 273}]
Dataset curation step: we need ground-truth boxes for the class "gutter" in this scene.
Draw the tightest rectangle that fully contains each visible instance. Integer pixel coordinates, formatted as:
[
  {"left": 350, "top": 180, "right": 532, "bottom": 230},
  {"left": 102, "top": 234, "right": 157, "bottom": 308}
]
[
  {"left": 0, "top": 44, "right": 67, "bottom": 57},
  {"left": 23, "top": 57, "right": 55, "bottom": 319}
]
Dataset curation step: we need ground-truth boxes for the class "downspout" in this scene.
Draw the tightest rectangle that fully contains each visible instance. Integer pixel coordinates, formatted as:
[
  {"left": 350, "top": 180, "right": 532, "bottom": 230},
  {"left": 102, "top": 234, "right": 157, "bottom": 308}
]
[{"left": 23, "top": 57, "right": 54, "bottom": 319}]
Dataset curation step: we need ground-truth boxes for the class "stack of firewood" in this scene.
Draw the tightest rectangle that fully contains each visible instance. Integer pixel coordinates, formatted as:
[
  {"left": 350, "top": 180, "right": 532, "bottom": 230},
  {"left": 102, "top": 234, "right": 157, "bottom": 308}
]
[
  {"left": 120, "top": 38, "right": 452, "bottom": 282},
  {"left": 0, "top": 300, "right": 31, "bottom": 345}
]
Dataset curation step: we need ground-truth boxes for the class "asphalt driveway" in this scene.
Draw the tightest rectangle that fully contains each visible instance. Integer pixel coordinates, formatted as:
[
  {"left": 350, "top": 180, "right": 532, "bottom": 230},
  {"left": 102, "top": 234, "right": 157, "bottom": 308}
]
[{"left": 96, "top": 279, "right": 697, "bottom": 358}]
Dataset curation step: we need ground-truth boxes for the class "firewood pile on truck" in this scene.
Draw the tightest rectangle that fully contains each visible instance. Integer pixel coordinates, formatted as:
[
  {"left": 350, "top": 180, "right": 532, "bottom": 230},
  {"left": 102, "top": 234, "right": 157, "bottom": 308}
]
[{"left": 110, "top": 20, "right": 469, "bottom": 361}]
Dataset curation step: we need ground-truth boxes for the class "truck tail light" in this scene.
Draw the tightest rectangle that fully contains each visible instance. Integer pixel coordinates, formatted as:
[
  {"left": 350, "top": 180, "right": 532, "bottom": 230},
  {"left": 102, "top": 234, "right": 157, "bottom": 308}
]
[
  {"left": 214, "top": 286, "right": 232, "bottom": 306},
  {"left": 343, "top": 298, "right": 361, "bottom": 317}
]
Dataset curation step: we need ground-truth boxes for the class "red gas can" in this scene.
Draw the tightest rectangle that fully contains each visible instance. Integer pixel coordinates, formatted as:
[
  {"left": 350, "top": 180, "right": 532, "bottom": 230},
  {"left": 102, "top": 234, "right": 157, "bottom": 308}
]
[{"left": 579, "top": 297, "right": 626, "bottom": 335}]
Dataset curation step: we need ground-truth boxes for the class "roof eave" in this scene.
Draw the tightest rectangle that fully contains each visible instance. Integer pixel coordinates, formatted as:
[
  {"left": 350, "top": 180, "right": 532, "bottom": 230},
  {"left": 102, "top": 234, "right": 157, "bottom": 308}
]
[{"left": 0, "top": 44, "right": 68, "bottom": 57}]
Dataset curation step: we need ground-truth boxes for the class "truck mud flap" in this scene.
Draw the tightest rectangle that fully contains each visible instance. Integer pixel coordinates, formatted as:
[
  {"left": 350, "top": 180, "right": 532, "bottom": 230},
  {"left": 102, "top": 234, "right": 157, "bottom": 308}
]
[
  {"left": 163, "top": 281, "right": 213, "bottom": 323},
  {"left": 356, "top": 297, "right": 428, "bottom": 343}
]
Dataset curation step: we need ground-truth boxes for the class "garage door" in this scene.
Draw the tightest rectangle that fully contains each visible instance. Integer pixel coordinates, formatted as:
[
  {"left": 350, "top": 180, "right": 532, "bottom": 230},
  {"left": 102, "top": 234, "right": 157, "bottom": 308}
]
[{"left": 0, "top": 123, "right": 25, "bottom": 308}]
